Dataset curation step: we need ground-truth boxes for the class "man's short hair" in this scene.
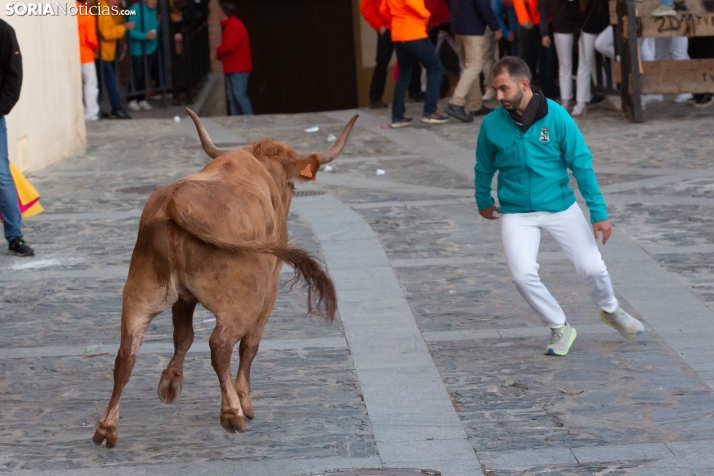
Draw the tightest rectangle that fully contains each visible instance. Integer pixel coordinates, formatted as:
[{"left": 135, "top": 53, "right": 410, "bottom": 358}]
[
  {"left": 493, "top": 56, "right": 532, "bottom": 82},
  {"left": 219, "top": 2, "right": 237, "bottom": 17}
]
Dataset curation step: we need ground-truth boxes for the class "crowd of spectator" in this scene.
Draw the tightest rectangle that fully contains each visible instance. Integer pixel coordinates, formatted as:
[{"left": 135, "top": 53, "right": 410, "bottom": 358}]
[{"left": 363, "top": 0, "right": 713, "bottom": 128}]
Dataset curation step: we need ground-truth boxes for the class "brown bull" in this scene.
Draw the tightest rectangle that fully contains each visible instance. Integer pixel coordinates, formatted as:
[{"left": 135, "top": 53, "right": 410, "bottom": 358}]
[{"left": 93, "top": 109, "right": 358, "bottom": 448}]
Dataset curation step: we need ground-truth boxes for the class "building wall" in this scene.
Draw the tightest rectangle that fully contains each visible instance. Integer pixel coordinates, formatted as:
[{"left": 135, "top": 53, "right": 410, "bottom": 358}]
[{"left": 1, "top": 6, "right": 86, "bottom": 172}]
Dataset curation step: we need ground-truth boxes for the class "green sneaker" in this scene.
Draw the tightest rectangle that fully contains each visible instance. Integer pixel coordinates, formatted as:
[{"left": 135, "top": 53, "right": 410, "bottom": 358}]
[
  {"left": 600, "top": 307, "right": 644, "bottom": 340},
  {"left": 545, "top": 324, "right": 577, "bottom": 356}
]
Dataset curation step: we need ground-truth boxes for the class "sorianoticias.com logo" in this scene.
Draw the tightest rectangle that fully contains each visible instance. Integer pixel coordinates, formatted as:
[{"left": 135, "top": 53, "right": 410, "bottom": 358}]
[{"left": 5, "top": 3, "right": 137, "bottom": 16}]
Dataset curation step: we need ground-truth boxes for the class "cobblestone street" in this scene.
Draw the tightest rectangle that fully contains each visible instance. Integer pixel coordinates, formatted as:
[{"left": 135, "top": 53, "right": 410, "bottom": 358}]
[{"left": 1, "top": 99, "right": 714, "bottom": 475}]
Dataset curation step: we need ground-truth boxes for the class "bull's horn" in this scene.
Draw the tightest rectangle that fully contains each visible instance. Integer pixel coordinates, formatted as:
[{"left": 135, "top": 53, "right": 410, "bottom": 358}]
[
  {"left": 304, "top": 114, "right": 359, "bottom": 164},
  {"left": 185, "top": 108, "right": 231, "bottom": 159}
]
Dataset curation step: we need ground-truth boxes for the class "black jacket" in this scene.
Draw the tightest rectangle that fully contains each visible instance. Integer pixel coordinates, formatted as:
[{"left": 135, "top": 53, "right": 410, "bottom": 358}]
[
  {"left": 0, "top": 19, "right": 23, "bottom": 117},
  {"left": 539, "top": 0, "right": 580, "bottom": 35},
  {"left": 447, "top": 0, "right": 501, "bottom": 36}
]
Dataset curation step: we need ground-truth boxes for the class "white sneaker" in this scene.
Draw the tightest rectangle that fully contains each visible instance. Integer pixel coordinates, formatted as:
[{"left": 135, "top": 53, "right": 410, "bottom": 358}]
[
  {"left": 127, "top": 100, "right": 141, "bottom": 112},
  {"left": 600, "top": 307, "right": 644, "bottom": 340},
  {"left": 642, "top": 94, "right": 663, "bottom": 105},
  {"left": 571, "top": 103, "right": 587, "bottom": 116},
  {"left": 138, "top": 100, "right": 153, "bottom": 110},
  {"left": 545, "top": 323, "right": 577, "bottom": 356},
  {"left": 482, "top": 89, "right": 496, "bottom": 101},
  {"left": 674, "top": 93, "right": 693, "bottom": 104}
]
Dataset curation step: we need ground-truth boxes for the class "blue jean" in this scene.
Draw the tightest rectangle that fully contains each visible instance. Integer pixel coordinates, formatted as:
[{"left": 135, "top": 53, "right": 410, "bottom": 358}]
[
  {"left": 129, "top": 51, "right": 160, "bottom": 101},
  {"left": 101, "top": 60, "right": 123, "bottom": 113},
  {"left": 0, "top": 116, "right": 22, "bottom": 243},
  {"left": 226, "top": 72, "right": 253, "bottom": 115},
  {"left": 392, "top": 38, "right": 444, "bottom": 122},
  {"left": 662, "top": 0, "right": 673, "bottom": 5}
]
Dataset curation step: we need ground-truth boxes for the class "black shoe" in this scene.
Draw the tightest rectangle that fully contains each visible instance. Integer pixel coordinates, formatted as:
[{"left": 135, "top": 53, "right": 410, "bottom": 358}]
[
  {"left": 8, "top": 237, "right": 35, "bottom": 257},
  {"left": 445, "top": 103, "right": 473, "bottom": 122},
  {"left": 110, "top": 110, "right": 132, "bottom": 119},
  {"left": 589, "top": 94, "right": 606, "bottom": 105},
  {"left": 693, "top": 94, "right": 713, "bottom": 108},
  {"left": 370, "top": 100, "right": 389, "bottom": 109},
  {"left": 470, "top": 105, "right": 494, "bottom": 117}
]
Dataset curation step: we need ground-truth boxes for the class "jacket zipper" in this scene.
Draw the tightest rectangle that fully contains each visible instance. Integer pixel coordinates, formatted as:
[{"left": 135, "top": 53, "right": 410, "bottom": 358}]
[{"left": 520, "top": 132, "right": 533, "bottom": 211}]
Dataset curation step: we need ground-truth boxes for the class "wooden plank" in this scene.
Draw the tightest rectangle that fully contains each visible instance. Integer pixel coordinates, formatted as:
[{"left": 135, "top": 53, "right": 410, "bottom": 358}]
[
  {"left": 622, "top": 12, "right": 714, "bottom": 37},
  {"left": 611, "top": 0, "right": 714, "bottom": 29},
  {"left": 613, "top": 59, "right": 714, "bottom": 94}
]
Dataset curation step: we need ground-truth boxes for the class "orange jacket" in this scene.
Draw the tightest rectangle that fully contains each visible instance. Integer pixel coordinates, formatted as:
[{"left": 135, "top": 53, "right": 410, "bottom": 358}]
[
  {"left": 513, "top": 0, "right": 541, "bottom": 25},
  {"left": 361, "top": 0, "right": 390, "bottom": 31},
  {"left": 379, "top": 0, "right": 430, "bottom": 42},
  {"left": 77, "top": 1, "right": 98, "bottom": 64},
  {"left": 96, "top": 0, "right": 126, "bottom": 62}
]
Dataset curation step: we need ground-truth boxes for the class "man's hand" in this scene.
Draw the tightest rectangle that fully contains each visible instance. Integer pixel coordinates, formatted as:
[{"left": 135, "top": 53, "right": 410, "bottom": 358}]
[
  {"left": 124, "top": 21, "right": 135, "bottom": 30},
  {"left": 593, "top": 220, "right": 612, "bottom": 244},
  {"left": 479, "top": 206, "right": 501, "bottom": 220},
  {"left": 146, "top": 30, "right": 157, "bottom": 40},
  {"left": 521, "top": 20, "right": 533, "bottom": 29},
  {"left": 379, "top": 26, "right": 386, "bottom": 35},
  {"left": 494, "top": 29, "right": 503, "bottom": 41},
  {"left": 507, "top": 31, "right": 516, "bottom": 41},
  {"left": 541, "top": 36, "right": 551, "bottom": 48}
]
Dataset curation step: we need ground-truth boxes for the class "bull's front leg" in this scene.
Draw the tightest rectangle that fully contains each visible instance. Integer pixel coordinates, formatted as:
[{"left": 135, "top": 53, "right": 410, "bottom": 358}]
[
  {"left": 158, "top": 298, "right": 197, "bottom": 404},
  {"left": 209, "top": 321, "right": 247, "bottom": 433},
  {"left": 93, "top": 304, "right": 155, "bottom": 448}
]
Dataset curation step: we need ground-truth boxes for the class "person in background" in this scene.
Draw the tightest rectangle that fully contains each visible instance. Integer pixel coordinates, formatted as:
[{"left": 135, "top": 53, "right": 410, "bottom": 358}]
[
  {"left": 0, "top": 19, "right": 34, "bottom": 257},
  {"left": 78, "top": 0, "right": 100, "bottom": 121},
  {"left": 97, "top": 0, "right": 135, "bottom": 119},
  {"left": 217, "top": 2, "right": 253, "bottom": 115},
  {"left": 513, "top": 0, "right": 557, "bottom": 99},
  {"left": 127, "top": 0, "right": 160, "bottom": 112},
  {"left": 361, "top": 0, "right": 397, "bottom": 109},
  {"left": 571, "top": 0, "right": 610, "bottom": 116},
  {"left": 493, "top": 0, "right": 519, "bottom": 56},
  {"left": 380, "top": 0, "right": 450, "bottom": 126},
  {"left": 539, "top": 0, "right": 580, "bottom": 110},
  {"left": 444, "top": 0, "right": 503, "bottom": 122}
]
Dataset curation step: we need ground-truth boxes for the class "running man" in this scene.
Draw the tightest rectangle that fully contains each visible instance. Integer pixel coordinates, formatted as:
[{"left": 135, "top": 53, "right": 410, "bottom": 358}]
[{"left": 475, "top": 56, "right": 643, "bottom": 356}]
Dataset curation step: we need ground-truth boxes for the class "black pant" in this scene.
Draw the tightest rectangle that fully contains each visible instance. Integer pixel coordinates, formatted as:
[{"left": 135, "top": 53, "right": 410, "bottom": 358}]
[
  {"left": 518, "top": 25, "right": 557, "bottom": 100},
  {"left": 369, "top": 29, "right": 421, "bottom": 102},
  {"left": 129, "top": 51, "right": 160, "bottom": 101}
]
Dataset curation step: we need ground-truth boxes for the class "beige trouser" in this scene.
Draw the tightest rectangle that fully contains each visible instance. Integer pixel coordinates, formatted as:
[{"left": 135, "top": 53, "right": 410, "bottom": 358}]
[
  {"left": 482, "top": 27, "right": 497, "bottom": 88},
  {"left": 451, "top": 34, "right": 486, "bottom": 111}
]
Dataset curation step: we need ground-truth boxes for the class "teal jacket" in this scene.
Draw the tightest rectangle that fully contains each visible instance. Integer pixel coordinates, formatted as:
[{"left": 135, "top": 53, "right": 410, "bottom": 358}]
[
  {"left": 128, "top": 2, "right": 159, "bottom": 56},
  {"left": 475, "top": 99, "right": 608, "bottom": 223}
]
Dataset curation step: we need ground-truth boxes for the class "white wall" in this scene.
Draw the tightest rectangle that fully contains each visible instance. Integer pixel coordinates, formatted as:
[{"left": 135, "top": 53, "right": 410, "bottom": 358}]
[{"left": 1, "top": 1, "right": 86, "bottom": 172}]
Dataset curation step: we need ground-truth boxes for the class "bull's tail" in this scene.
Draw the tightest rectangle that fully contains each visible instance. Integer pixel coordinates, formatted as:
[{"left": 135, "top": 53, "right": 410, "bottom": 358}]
[{"left": 166, "top": 200, "right": 336, "bottom": 322}]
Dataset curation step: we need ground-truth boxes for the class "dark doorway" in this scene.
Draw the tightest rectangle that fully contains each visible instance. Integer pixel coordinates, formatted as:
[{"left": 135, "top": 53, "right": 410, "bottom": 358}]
[{"left": 233, "top": 0, "right": 358, "bottom": 114}]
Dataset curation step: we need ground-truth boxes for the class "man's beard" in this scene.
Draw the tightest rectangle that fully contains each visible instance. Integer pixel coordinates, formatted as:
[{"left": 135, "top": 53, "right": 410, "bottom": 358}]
[{"left": 500, "top": 89, "right": 523, "bottom": 111}]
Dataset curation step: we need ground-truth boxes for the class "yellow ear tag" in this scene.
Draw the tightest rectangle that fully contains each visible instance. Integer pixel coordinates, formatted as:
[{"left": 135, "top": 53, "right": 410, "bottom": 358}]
[{"left": 300, "top": 163, "right": 313, "bottom": 178}]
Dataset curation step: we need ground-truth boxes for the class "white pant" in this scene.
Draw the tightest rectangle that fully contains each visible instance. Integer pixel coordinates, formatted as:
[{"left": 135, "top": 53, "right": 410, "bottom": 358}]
[
  {"left": 594, "top": 25, "right": 614, "bottom": 60},
  {"left": 641, "top": 36, "right": 689, "bottom": 61},
  {"left": 501, "top": 203, "right": 619, "bottom": 328},
  {"left": 81, "top": 62, "right": 99, "bottom": 121},
  {"left": 554, "top": 33, "right": 574, "bottom": 101},
  {"left": 576, "top": 32, "right": 598, "bottom": 105}
]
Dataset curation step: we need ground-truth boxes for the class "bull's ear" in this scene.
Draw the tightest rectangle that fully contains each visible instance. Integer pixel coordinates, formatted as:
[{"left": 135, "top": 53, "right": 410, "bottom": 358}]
[{"left": 291, "top": 154, "right": 320, "bottom": 182}]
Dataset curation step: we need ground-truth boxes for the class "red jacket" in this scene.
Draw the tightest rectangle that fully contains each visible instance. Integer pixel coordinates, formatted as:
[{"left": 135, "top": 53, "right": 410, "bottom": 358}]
[
  {"left": 217, "top": 16, "right": 252, "bottom": 73},
  {"left": 361, "top": 0, "right": 390, "bottom": 30},
  {"left": 514, "top": 0, "right": 541, "bottom": 25},
  {"left": 425, "top": 0, "right": 449, "bottom": 28}
]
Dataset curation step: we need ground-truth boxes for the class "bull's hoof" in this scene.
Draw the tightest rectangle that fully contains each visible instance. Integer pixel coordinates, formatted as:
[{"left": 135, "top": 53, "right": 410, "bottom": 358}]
[
  {"left": 158, "top": 369, "right": 183, "bottom": 404},
  {"left": 92, "top": 423, "right": 118, "bottom": 448},
  {"left": 220, "top": 411, "right": 246, "bottom": 433},
  {"left": 237, "top": 391, "right": 254, "bottom": 420}
]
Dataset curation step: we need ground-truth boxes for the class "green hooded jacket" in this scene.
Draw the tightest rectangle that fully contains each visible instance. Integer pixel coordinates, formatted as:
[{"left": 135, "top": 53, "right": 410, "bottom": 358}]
[{"left": 475, "top": 97, "right": 608, "bottom": 223}]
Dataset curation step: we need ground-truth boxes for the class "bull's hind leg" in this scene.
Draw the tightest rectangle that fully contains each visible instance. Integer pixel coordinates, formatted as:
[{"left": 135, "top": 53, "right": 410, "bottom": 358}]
[
  {"left": 158, "top": 298, "right": 197, "bottom": 403},
  {"left": 93, "top": 301, "right": 168, "bottom": 447},
  {"left": 209, "top": 318, "right": 250, "bottom": 434},
  {"left": 235, "top": 287, "right": 276, "bottom": 421}
]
